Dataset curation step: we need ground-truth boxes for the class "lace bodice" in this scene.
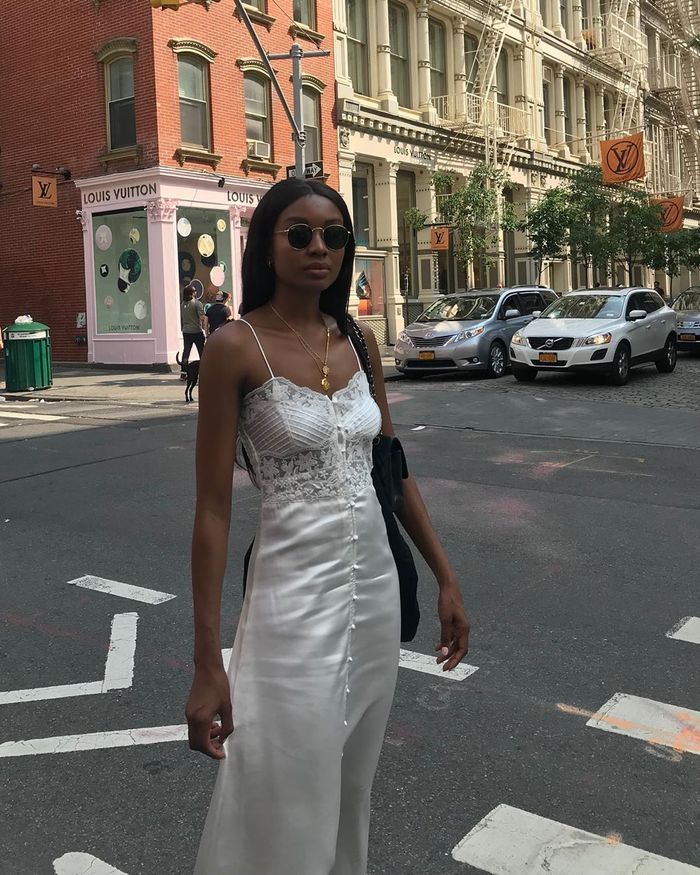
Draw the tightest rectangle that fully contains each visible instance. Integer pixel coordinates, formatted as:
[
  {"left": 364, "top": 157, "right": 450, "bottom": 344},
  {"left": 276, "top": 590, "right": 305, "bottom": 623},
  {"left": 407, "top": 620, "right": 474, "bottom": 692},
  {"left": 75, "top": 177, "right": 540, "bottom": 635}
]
[{"left": 238, "top": 370, "right": 381, "bottom": 506}]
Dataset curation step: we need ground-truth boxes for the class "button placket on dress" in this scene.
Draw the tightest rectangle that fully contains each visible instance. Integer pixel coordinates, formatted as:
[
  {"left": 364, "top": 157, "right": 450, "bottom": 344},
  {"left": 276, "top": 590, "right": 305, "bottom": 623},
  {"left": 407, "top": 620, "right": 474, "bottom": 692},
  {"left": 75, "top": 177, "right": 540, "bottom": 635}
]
[{"left": 333, "top": 395, "right": 358, "bottom": 728}]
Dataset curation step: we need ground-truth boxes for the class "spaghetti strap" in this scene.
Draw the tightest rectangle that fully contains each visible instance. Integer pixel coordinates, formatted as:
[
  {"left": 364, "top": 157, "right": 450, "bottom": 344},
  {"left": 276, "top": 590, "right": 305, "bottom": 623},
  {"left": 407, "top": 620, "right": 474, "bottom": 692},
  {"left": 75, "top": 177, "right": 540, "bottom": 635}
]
[
  {"left": 239, "top": 319, "right": 275, "bottom": 378},
  {"left": 346, "top": 333, "right": 363, "bottom": 371}
]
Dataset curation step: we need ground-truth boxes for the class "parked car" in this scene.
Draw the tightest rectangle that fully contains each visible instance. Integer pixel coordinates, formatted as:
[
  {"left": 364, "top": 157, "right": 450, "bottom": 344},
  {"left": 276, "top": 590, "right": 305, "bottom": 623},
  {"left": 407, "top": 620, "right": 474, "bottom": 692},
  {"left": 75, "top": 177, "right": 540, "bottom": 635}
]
[
  {"left": 509, "top": 287, "right": 677, "bottom": 385},
  {"left": 394, "top": 286, "right": 556, "bottom": 378},
  {"left": 672, "top": 287, "right": 700, "bottom": 352}
]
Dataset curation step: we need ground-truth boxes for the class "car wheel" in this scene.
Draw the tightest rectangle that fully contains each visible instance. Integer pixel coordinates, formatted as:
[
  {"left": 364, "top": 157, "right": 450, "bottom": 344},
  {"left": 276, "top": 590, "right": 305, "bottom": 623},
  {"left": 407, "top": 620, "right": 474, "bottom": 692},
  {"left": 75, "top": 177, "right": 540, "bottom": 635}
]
[
  {"left": 486, "top": 342, "right": 507, "bottom": 378},
  {"left": 513, "top": 365, "right": 537, "bottom": 382},
  {"left": 609, "top": 342, "right": 631, "bottom": 385},
  {"left": 656, "top": 334, "right": 677, "bottom": 373}
]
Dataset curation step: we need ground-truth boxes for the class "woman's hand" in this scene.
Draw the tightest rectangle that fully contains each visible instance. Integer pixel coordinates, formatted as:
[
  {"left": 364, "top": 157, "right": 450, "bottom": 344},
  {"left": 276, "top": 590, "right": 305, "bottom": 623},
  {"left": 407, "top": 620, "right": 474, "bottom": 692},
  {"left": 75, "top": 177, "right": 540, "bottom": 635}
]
[
  {"left": 186, "top": 664, "right": 234, "bottom": 759},
  {"left": 435, "top": 583, "right": 471, "bottom": 672}
]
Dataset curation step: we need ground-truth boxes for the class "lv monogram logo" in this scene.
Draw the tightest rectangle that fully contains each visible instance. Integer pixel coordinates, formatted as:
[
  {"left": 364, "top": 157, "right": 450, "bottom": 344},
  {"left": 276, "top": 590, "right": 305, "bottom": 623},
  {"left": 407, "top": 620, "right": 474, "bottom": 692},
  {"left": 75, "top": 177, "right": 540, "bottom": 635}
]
[{"left": 38, "top": 181, "right": 53, "bottom": 199}]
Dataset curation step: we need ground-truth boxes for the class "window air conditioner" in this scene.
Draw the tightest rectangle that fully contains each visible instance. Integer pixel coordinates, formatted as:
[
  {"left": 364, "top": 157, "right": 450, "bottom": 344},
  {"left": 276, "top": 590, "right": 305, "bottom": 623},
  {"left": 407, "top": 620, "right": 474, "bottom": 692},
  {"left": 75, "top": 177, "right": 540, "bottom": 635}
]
[{"left": 248, "top": 140, "right": 271, "bottom": 160}]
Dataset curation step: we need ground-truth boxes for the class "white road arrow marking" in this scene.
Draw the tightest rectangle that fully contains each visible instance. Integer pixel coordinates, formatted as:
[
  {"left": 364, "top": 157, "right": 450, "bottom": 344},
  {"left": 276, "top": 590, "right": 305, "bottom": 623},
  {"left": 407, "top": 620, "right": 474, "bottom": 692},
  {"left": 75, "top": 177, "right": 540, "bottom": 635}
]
[
  {"left": 666, "top": 616, "right": 700, "bottom": 645},
  {"left": 0, "top": 613, "right": 138, "bottom": 705},
  {"left": 69, "top": 575, "right": 176, "bottom": 605},
  {"left": 452, "top": 804, "right": 700, "bottom": 872},
  {"left": 587, "top": 693, "right": 700, "bottom": 755},
  {"left": 54, "top": 852, "right": 129, "bottom": 874}
]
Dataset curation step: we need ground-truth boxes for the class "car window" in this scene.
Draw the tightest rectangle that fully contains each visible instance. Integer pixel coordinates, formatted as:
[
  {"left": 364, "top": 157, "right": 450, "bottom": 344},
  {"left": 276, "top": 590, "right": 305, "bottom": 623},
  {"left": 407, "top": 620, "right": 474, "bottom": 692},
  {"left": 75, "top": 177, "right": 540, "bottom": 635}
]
[
  {"left": 642, "top": 292, "right": 663, "bottom": 313},
  {"left": 415, "top": 294, "right": 500, "bottom": 322},
  {"left": 541, "top": 294, "right": 624, "bottom": 319},
  {"left": 500, "top": 294, "right": 522, "bottom": 317},
  {"left": 626, "top": 293, "right": 644, "bottom": 318},
  {"left": 672, "top": 289, "right": 700, "bottom": 310},
  {"left": 542, "top": 291, "right": 556, "bottom": 305},
  {"left": 518, "top": 292, "right": 543, "bottom": 315}
]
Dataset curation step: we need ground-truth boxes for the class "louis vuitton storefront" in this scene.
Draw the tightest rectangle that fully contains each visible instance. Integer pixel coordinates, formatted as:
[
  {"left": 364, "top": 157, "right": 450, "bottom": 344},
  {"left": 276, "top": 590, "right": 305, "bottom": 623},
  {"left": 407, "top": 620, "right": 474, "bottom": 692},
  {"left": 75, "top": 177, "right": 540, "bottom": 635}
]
[{"left": 76, "top": 167, "right": 269, "bottom": 366}]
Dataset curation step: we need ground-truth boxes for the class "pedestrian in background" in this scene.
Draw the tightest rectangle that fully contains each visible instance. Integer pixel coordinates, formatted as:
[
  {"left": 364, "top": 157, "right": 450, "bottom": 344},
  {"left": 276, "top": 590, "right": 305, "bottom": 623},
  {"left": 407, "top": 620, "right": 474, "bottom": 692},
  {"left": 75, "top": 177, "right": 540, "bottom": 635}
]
[
  {"left": 205, "top": 292, "right": 232, "bottom": 335},
  {"left": 654, "top": 280, "right": 665, "bottom": 300},
  {"left": 186, "top": 178, "right": 470, "bottom": 874},
  {"left": 181, "top": 285, "right": 206, "bottom": 380}
]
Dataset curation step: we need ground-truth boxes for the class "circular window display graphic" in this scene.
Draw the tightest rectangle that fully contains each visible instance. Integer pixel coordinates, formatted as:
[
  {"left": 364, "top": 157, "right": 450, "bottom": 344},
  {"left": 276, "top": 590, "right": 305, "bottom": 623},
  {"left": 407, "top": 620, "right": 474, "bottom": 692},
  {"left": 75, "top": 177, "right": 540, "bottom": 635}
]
[
  {"left": 198, "top": 234, "right": 215, "bottom": 258},
  {"left": 129, "top": 228, "right": 140, "bottom": 244},
  {"left": 179, "top": 252, "right": 194, "bottom": 277},
  {"left": 217, "top": 218, "right": 227, "bottom": 233},
  {"left": 117, "top": 249, "right": 142, "bottom": 293},
  {"left": 177, "top": 217, "right": 192, "bottom": 238},
  {"left": 189, "top": 279, "right": 204, "bottom": 299},
  {"left": 201, "top": 252, "right": 217, "bottom": 268},
  {"left": 104, "top": 296, "right": 114, "bottom": 310},
  {"left": 210, "top": 265, "right": 226, "bottom": 287},
  {"left": 134, "top": 300, "right": 148, "bottom": 320},
  {"left": 95, "top": 225, "right": 113, "bottom": 251},
  {"left": 99, "top": 264, "right": 109, "bottom": 278}
]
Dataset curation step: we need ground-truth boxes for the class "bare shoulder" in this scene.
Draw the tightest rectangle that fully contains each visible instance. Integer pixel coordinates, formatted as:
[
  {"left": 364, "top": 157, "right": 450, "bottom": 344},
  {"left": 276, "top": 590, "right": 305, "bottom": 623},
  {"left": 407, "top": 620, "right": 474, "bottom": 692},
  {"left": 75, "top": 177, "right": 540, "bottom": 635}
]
[
  {"left": 355, "top": 318, "right": 380, "bottom": 353},
  {"left": 199, "top": 319, "right": 257, "bottom": 385}
]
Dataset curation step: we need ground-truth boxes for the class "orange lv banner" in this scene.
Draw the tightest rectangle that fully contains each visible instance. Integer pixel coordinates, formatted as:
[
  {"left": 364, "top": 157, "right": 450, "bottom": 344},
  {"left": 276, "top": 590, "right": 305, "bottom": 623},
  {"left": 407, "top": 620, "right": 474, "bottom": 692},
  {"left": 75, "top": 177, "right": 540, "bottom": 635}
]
[
  {"left": 430, "top": 226, "right": 449, "bottom": 251},
  {"left": 600, "top": 132, "right": 645, "bottom": 184},
  {"left": 652, "top": 196, "right": 684, "bottom": 233}
]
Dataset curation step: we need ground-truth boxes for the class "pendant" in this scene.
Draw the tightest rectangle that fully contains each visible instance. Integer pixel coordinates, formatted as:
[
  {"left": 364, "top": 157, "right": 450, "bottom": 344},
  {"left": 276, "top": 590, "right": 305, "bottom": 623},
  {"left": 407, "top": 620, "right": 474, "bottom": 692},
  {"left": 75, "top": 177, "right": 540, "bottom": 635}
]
[
  {"left": 322, "top": 365, "right": 330, "bottom": 376},
  {"left": 321, "top": 377, "right": 330, "bottom": 393}
]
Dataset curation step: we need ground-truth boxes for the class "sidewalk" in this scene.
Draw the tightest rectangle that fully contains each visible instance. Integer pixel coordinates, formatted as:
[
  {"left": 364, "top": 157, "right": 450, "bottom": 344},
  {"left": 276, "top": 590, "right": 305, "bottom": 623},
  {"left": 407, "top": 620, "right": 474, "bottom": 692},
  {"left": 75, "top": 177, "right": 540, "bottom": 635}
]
[{"left": 0, "top": 349, "right": 399, "bottom": 405}]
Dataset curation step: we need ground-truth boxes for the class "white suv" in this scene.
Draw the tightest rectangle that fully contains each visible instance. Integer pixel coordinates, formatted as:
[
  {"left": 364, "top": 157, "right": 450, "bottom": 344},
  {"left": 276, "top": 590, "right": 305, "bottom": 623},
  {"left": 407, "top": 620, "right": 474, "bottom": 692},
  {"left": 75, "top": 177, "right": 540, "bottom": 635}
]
[{"left": 509, "top": 288, "right": 677, "bottom": 385}]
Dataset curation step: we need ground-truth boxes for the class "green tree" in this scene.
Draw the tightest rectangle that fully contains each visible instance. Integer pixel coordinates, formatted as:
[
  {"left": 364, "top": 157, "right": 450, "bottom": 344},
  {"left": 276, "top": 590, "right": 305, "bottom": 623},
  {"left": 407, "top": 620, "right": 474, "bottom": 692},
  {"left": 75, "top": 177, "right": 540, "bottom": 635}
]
[
  {"left": 438, "top": 162, "right": 514, "bottom": 287},
  {"left": 567, "top": 165, "right": 614, "bottom": 286},
  {"left": 607, "top": 191, "right": 663, "bottom": 284},
  {"left": 521, "top": 187, "right": 571, "bottom": 283},
  {"left": 646, "top": 227, "right": 700, "bottom": 299}
]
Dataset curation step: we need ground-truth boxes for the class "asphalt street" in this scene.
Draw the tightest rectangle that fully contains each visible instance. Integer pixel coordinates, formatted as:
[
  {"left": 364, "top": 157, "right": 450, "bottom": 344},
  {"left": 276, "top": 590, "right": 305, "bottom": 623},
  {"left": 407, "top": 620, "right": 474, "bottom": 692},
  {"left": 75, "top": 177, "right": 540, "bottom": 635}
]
[{"left": 0, "top": 355, "right": 699, "bottom": 875}]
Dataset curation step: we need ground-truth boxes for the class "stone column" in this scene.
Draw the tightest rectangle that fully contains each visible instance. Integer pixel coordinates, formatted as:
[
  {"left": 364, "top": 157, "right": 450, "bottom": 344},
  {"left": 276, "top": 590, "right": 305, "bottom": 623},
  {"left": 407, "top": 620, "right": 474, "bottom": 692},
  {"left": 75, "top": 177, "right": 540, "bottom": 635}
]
[
  {"left": 554, "top": 64, "right": 570, "bottom": 157},
  {"left": 575, "top": 75, "right": 590, "bottom": 160},
  {"left": 376, "top": 0, "right": 397, "bottom": 111},
  {"left": 417, "top": 0, "right": 435, "bottom": 121},
  {"left": 333, "top": 0, "right": 354, "bottom": 99},
  {"left": 337, "top": 145, "right": 358, "bottom": 314},
  {"left": 513, "top": 43, "right": 532, "bottom": 142},
  {"left": 595, "top": 84, "right": 606, "bottom": 148},
  {"left": 145, "top": 198, "right": 180, "bottom": 365},
  {"left": 375, "top": 162, "right": 405, "bottom": 341},
  {"left": 572, "top": 0, "right": 584, "bottom": 47},
  {"left": 453, "top": 16, "right": 467, "bottom": 121},
  {"left": 592, "top": 0, "right": 603, "bottom": 54},
  {"left": 531, "top": 38, "right": 549, "bottom": 152},
  {"left": 552, "top": 0, "right": 565, "bottom": 38}
]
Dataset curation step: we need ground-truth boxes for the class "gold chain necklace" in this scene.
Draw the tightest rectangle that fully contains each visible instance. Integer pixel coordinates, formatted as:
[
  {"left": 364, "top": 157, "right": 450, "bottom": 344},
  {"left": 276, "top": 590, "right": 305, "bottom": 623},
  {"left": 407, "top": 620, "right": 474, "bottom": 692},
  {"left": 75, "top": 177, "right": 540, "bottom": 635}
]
[{"left": 270, "top": 305, "right": 332, "bottom": 393}]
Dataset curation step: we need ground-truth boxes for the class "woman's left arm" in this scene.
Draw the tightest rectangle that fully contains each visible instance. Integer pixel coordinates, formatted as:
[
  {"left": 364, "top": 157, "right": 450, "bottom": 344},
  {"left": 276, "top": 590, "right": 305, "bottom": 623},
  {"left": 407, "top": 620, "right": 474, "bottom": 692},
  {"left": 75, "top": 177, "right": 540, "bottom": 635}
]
[{"left": 360, "top": 323, "right": 470, "bottom": 671}]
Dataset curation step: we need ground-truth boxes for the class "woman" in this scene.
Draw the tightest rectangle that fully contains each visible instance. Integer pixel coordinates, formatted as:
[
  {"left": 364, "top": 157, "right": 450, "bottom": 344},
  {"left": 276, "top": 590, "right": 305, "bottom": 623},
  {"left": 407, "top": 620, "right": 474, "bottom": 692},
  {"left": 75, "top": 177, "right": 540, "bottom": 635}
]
[
  {"left": 180, "top": 284, "right": 206, "bottom": 379},
  {"left": 187, "top": 178, "right": 470, "bottom": 875}
]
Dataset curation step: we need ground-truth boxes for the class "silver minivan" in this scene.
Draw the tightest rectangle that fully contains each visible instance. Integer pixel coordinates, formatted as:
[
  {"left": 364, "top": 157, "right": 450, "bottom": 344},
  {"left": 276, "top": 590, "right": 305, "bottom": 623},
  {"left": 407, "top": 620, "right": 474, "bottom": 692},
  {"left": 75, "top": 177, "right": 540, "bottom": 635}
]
[{"left": 394, "top": 286, "right": 557, "bottom": 378}]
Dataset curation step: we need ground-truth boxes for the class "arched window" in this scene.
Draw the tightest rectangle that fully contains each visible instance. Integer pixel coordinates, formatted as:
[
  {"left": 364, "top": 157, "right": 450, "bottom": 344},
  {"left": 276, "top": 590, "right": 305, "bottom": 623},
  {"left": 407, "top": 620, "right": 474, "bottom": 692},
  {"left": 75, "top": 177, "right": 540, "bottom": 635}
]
[
  {"left": 302, "top": 86, "right": 321, "bottom": 162},
  {"left": 178, "top": 54, "right": 211, "bottom": 150},
  {"left": 389, "top": 2, "right": 410, "bottom": 107},
  {"left": 106, "top": 56, "right": 136, "bottom": 150},
  {"left": 346, "top": 0, "right": 369, "bottom": 95},
  {"left": 244, "top": 74, "right": 271, "bottom": 149}
]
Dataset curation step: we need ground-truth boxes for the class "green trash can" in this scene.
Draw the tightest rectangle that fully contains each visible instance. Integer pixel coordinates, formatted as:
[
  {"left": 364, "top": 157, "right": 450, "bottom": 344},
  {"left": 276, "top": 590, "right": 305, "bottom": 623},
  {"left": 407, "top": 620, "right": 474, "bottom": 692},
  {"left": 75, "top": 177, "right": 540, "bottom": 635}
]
[{"left": 2, "top": 319, "right": 53, "bottom": 391}]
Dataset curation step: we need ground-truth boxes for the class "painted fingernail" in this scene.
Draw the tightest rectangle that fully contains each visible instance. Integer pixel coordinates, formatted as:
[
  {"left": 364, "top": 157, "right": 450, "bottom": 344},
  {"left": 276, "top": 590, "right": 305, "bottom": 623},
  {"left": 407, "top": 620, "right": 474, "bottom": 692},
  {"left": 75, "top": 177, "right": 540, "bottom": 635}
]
[{"left": 441, "top": 646, "right": 449, "bottom": 656}]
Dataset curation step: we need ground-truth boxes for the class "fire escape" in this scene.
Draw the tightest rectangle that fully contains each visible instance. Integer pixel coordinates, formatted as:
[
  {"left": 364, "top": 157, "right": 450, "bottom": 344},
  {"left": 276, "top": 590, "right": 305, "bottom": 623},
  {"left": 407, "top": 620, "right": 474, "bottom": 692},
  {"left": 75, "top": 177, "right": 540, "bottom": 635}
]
[
  {"left": 650, "top": 0, "right": 700, "bottom": 199},
  {"left": 587, "top": 0, "right": 646, "bottom": 134},
  {"left": 430, "top": 0, "right": 524, "bottom": 173}
]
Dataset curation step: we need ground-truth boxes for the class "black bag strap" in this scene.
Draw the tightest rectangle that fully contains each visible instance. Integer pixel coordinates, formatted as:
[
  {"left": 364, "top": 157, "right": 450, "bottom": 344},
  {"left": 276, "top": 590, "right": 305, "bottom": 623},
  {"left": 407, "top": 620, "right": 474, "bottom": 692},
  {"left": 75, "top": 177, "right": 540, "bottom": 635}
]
[{"left": 347, "top": 315, "right": 376, "bottom": 399}]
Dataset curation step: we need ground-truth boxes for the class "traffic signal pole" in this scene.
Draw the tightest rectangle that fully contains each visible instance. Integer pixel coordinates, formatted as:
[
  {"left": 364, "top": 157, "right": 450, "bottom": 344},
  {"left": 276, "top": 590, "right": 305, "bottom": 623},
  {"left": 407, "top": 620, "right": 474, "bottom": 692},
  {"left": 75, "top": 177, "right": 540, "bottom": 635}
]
[{"left": 233, "top": 0, "right": 329, "bottom": 179}]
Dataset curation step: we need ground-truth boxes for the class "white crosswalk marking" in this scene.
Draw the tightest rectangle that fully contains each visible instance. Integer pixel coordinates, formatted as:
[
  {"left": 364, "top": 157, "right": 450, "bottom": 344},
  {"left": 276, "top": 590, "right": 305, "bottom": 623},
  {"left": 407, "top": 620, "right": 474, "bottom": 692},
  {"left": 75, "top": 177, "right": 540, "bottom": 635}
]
[
  {"left": 452, "top": 804, "right": 700, "bottom": 873},
  {"left": 69, "top": 575, "right": 176, "bottom": 605},
  {"left": 0, "top": 410, "right": 66, "bottom": 421},
  {"left": 53, "top": 852, "right": 129, "bottom": 874},
  {"left": 666, "top": 616, "right": 700, "bottom": 645},
  {"left": 587, "top": 693, "right": 700, "bottom": 755},
  {"left": 0, "top": 725, "right": 188, "bottom": 758}
]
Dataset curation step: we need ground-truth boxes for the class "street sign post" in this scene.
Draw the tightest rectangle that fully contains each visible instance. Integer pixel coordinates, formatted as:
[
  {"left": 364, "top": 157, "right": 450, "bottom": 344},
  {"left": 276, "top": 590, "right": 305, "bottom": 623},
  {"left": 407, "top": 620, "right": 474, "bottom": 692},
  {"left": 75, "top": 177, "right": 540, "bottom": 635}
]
[{"left": 286, "top": 162, "right": 324, "bottom": 180}]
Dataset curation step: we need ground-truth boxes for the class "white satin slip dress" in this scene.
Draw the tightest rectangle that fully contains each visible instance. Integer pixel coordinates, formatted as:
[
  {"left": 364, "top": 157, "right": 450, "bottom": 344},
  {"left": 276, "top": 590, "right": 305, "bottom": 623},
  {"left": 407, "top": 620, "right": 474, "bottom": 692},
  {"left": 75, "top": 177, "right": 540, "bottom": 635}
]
[{"left": 193, "top": 320, "right": 400, "bottom": 875}]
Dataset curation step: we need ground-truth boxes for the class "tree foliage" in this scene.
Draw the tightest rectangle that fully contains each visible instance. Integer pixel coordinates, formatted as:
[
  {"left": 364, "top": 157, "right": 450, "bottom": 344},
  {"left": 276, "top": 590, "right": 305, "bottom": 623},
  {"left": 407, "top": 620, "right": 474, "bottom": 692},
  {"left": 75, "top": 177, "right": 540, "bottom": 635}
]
[
  {"left": 438, "top": 162, "right": 515, "bottom": 287},
  {"left": 522, "top": 188, "right": 571, "bottom": 282},
  {"left": 607, "top": 191, "right": 663, "bottom": 283},
  {"left": 646, "top": 227, "right": 700, "bottom": 297}
]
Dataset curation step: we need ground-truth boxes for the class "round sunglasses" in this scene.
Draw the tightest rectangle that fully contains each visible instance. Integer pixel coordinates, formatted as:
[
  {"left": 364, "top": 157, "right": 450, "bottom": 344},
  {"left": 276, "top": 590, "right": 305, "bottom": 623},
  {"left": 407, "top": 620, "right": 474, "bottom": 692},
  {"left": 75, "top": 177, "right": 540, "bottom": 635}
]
[{"left": 274, "top": 223, "right": 351, "bottom": 251}]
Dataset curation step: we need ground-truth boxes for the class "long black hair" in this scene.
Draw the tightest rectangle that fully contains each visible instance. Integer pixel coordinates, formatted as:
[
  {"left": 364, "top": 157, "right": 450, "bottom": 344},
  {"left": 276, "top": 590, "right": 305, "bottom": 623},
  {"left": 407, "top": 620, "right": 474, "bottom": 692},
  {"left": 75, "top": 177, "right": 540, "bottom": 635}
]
[{"left": 240, "top": 178, "right": 355, "bottom": 334}]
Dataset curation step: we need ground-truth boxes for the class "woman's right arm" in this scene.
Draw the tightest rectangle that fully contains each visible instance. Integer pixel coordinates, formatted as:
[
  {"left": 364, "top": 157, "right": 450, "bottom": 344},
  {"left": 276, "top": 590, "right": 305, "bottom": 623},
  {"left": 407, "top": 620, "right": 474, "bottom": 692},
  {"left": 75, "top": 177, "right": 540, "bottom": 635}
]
[{"left": 186, "top": 325, "right": 247, "bottom": 759}]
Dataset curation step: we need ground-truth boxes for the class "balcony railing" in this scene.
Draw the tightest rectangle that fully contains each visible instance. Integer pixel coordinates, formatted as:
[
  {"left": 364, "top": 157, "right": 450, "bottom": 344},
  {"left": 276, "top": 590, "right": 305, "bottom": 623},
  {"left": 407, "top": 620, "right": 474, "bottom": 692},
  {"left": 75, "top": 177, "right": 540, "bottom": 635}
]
[
  {"left": 431, "top": 93, "right": 530, "bottom": 138},
  {"left": 648, "top": 55, "right": 681, "bottom": 91},
  {"left": 582, "top": 13, "right": 645, "bottom": 67}
]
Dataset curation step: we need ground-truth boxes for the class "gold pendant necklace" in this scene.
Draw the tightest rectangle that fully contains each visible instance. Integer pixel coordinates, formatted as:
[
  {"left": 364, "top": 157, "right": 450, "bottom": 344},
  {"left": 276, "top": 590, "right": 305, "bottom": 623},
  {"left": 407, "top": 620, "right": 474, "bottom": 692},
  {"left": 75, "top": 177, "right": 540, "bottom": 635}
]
[{"left": 270, "top": 305, "right": 332, "bottom": 393}]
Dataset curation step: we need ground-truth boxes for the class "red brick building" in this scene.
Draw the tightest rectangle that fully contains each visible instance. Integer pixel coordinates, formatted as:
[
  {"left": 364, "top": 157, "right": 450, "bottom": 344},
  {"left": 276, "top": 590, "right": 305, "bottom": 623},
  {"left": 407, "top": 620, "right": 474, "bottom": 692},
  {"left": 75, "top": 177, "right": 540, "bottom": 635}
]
[{"left": 0, "top": 0, "right": 337, "bottom": 364}]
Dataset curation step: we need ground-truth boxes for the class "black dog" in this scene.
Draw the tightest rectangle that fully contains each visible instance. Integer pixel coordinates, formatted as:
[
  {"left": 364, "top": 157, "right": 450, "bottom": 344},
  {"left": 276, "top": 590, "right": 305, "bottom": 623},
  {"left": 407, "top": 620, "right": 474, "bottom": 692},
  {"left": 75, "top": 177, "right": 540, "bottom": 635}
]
[{"left": 176, "top": 353, "right": 200, "bottom": 403}]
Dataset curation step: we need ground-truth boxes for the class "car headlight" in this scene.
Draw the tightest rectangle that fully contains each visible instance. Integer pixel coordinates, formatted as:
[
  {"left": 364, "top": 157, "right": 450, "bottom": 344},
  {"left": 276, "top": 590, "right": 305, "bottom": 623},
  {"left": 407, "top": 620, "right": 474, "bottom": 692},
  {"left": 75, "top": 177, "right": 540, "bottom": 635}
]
[
  {"left": 511, "top": 332, "right": 529, "bottom": 346},
  {"left": 448, "top": 325, "right": 485, "bottom": 344},
  {"left": 397, "top": 331, "right": 414, "bottom": 347},
  {"left": 583, "top": 333, "right": 612, "bottom": 346}
]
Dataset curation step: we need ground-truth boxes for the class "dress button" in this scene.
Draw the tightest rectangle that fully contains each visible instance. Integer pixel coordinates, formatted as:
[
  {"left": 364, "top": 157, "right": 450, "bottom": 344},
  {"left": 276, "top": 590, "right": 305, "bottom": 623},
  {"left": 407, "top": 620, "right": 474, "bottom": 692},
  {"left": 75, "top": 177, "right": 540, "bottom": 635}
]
[
  {"left": 347, "top": 656, "right": 353, "bottom": 663},
  {"left": 352, "top": 563, "right": 359, "bottom": 570},
  {"left": 352, "top": 594, "right": 359, "bottom": 601},
  {"left": 350, "top": 623, "right": 356, "bottom": 630},
  {"left": 344, "top": 720, "right": 348, "bottom": 726},
  {"left": 351, "top": 535, "right": 359, "bottom": 542},
  {"left": 346, "top": 686, "right": 351, "bottom": 694}
]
